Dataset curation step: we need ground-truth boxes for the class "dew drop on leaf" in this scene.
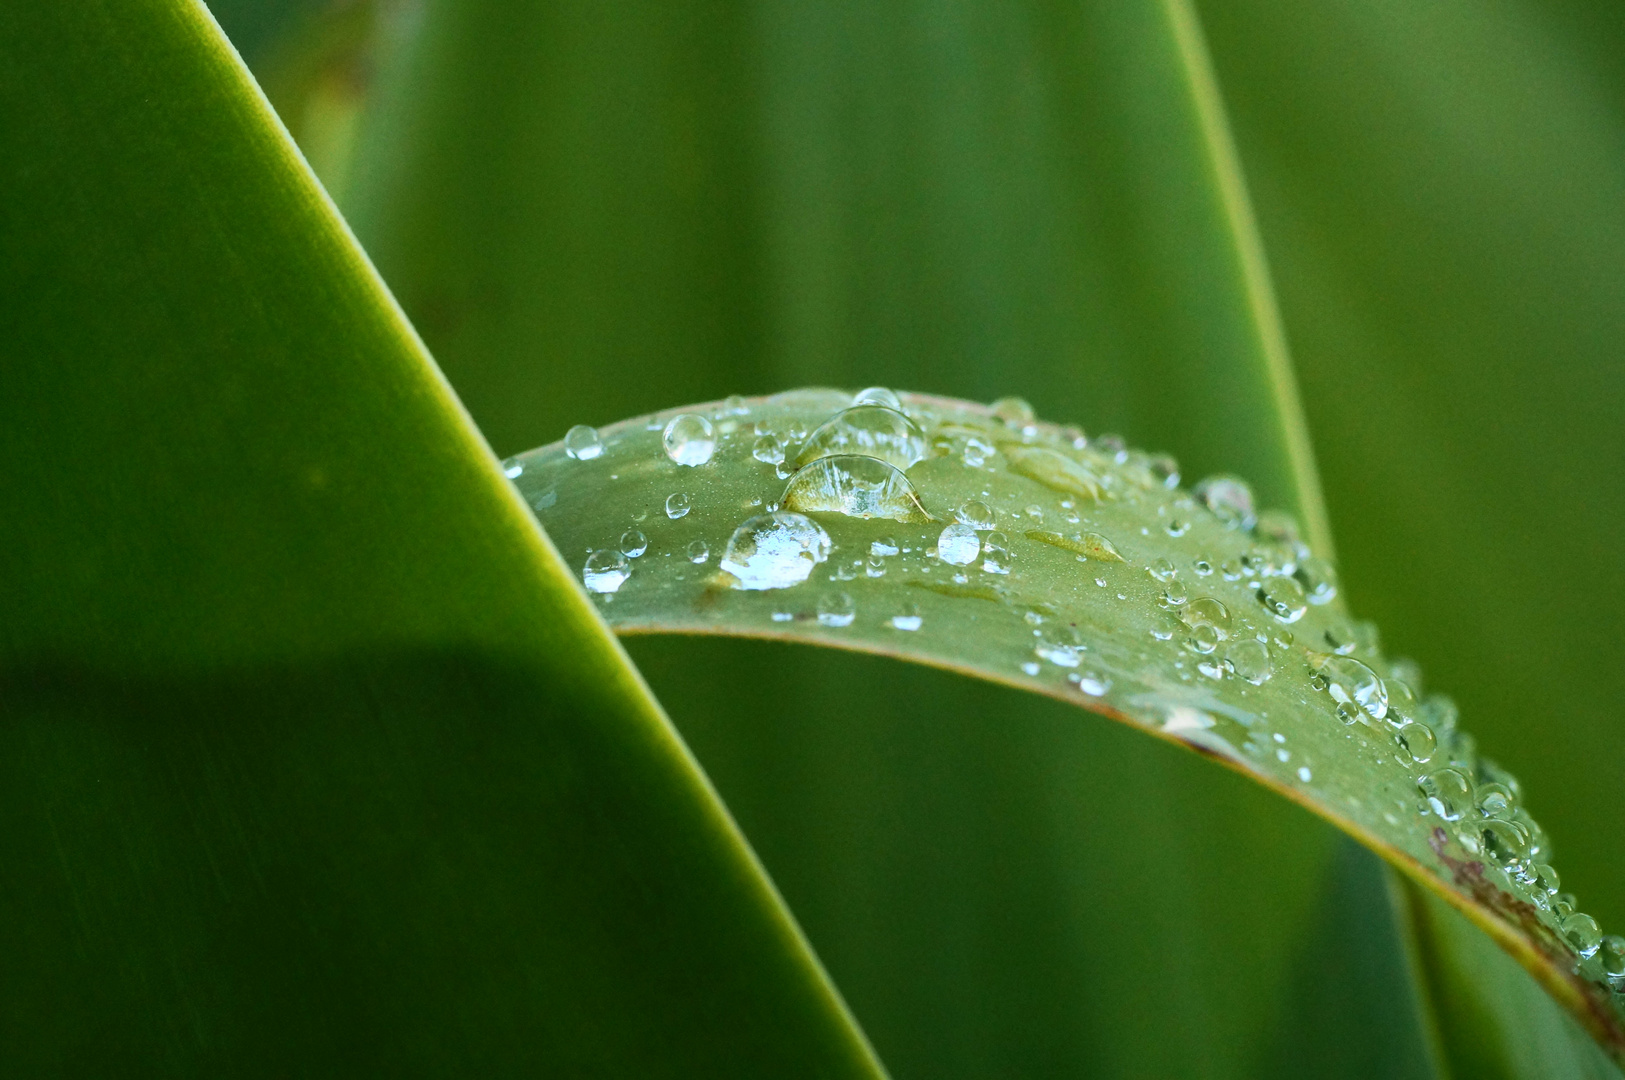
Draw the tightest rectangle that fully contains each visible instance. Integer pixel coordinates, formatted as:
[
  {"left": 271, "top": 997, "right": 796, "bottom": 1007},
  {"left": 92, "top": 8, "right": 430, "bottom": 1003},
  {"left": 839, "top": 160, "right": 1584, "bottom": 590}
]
[
  {"left": 663, "top": 413, "right": 716, "bottom": 466},
  {"left": 937, "top": 523, "right": 981, "bottom": 566},
  {"left": 665, "top": 492, "right": 691, "bottom": 519},
  {"left": 718, "top": 512, "right": 831, "bottom": 590},
  {"left": 583, "top": 549, "right": 630, "bottom": 594},
  {"left": 782, "top": 455, "right": 932, "bottom": 521},
  {"left": 565, "top": 424, "right": 604, "bottom": 460}
]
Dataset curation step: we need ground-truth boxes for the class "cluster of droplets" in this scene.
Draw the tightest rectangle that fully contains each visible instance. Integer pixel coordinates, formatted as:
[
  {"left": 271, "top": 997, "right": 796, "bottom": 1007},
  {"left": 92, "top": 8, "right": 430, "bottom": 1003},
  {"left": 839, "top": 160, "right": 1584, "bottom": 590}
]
[{"left": 512, "top": 388, "right": 1622, "bottom": 1004}]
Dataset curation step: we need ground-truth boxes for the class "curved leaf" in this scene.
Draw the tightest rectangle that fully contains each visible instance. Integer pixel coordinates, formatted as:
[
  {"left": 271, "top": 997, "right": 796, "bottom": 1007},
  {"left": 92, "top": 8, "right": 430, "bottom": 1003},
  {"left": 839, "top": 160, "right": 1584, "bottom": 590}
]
[
  {"left": 509, "top": 389, "right": 1625, "bottom": 1065},
  {"left": 0, "top": 4, "right": 882, "bottom": 1074}
]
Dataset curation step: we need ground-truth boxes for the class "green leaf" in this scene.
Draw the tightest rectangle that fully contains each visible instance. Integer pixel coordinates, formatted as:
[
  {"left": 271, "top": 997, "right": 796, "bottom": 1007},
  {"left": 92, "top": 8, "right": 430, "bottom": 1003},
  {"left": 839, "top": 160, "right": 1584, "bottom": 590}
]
[
  {"left": 508, "top": 388, "right": 1625, "bottom": 1066},
  {"left": 341, "top": 0, "right": 1445, "bottom": 1075},
  {"left": 0, "top": 3, "right": 882, "bottom": 1074}
]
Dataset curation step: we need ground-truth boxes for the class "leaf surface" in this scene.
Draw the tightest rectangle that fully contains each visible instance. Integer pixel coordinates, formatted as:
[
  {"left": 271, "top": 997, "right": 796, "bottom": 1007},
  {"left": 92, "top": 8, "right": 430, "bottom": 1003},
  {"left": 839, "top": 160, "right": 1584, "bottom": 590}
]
[{"left": 510, "top": 388, "right": 1625, "bottom": 1067}]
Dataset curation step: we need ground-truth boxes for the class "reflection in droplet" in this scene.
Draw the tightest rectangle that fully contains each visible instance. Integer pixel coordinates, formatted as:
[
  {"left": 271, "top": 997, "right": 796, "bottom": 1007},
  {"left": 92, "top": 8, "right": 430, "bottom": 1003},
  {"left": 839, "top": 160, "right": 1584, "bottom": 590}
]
[
  {"left": 1394, "top": 720, "right": 1438, "bottom": 765},
  {"left": 817, "top": 592, "right": 856, "bottom": 627},
  {"left": 1226, "top": 639, "right": 1272, "bottom": 685},
  {"left": 503, "top": 459, "right": 524, "bottom": 479},
  {"left": 1418, "top": 768, "right": 1472, "bottom": 820},
  {"left": 852, "top": 386, "right": 903, "bottom": 410},
  {"left": 1562, "top": 912, "right": 1603, "bottom": 958},
  {"left": 990, "top": 396, "right": 1036, "bottom": 428},
  {"left": 662, "top": 413, "right": 717, "bottom": 466},
  {"left": 1257, "top": 575, "right": 1308, "bottom": 623},
  {"left": 956, "top": 500, "right": 995, "bottom": 530},
  {"left": 619, "top": 529, "right": 648, "bottom": 557},
  {"left": 584, "top": 550, "right": 630, "bottom": 594},
  {"left": 938, "top": 523, "right": 982, "bottom": 566},
  {"left": 686, "top": 539, "right": 710, "bottom": 564},
  {"left": 795, "top": 405, "right": 928, "bottom": 471},
  {"left": 782, "top": 455, "right": 932, "bottom": 521},
  {"left": 889, "top": 603, "right": 923, "bottom": 631},
  {"left": 1178, "top": 596, "right": 1232, "bottom": 637},
  {"left": 665, "top": 492, "right": 691, "bottom": 519},
  {"left": 753, "top": 434, "right": 786, "bottom": 465},
  {"left": 565, "top": 424, "right": 604, "bottom": 460},
  {"left": 719, "top": 512, "right": 832, "bottom": 590},
  {"left": 1315, "top": 655, "right": 1388, "bottom": 719},
  {"left": 1193, "top": 474, "right": 1256, "bottom": 528}
]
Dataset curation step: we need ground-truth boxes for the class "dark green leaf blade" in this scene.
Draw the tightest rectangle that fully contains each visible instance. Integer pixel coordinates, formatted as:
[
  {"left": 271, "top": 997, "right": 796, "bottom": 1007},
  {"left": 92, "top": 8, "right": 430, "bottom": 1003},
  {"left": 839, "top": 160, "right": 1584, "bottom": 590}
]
[{"left": 0, "top": 4, "right": 882, "bottom": 1075}]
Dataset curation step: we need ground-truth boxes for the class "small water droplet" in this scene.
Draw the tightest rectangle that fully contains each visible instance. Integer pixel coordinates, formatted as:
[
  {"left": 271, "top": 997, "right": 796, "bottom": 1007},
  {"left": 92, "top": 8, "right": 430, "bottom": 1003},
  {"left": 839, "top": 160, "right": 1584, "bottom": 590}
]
[
  {"left": 817, "top": 592, "right": 856, "bottom": 627},
  {"left": 1418, "top": 768, "right": 1472, "bottom": 820},
  {"left": 852, "top": 386, "right": 903, "bottom": 410},
  {"left": 584, "top": 550, "right": 630, "bottom": 593},
  {"left": 956, "top": 500, "right": 995, "bottom": 530},
  {"left": 1257, "top": 575, "right": 1308, "bottom": 623},
  {"left": 782, "top": 455, "right": 932, "bottom": 521},
  {"left": 1298, "top": 766, "right": 1313, "bottom": 782},
  {"left": 1226, "top": 639, "right": 1272, "bottom": 684},
  {"left": 753, "top": 434, "right": 786, "bottom": 465},
  {"left": 503, "top": 459, "right": 524, "bottom": 479},
  {"left": 1160, "top": 580, "right": 1190, "bottom": 607},
  {"left": 961, "top": 436, "right": 994, "bottom": 467},
  {"left": 619, "top": 529, "right": 648, "bottom": 558},
  {"left": 1562, "top": 912, "right": 1603, "bottom": 958},
  {"left": 889, "top": 603, "right": 923, "bottom": 631},
  {"left": 1023, "top": 504, "right": 1044, "bottom": 522},
  {"left": 1323, "top": 619, "right": 1359, "bottom": 655},
  {"left": 1074, "top": 670, "right": 1110, "bottom": 696},
  {"left": 1598, "top": 936, "right": 1625, "bottom": 984},
  {"left": 1192, "top": 557, "right": 1214, "bottom": 576},
  {"left": 719, "top": 512, "right": 832, "bottom": 590},
  {"left": 1165, "top": 518, "right": 1190, "bottom": 537},
  {"left": 1148, "top": 454, "right": 1180, "bottom": 488},
  {"left": 1035, "top": 624, "right": 1083, "bottom": 667},
  {"left": 865, "top": 555, "right": 886, "bottom": 578},
  {"left": 1315, "top": 655, "right": 1387, "bottom": 719},
  {"left": 990, "top": 396, "right": 1036, "bottom": 427},
  {"left": 1294, "top": 556, "right": 1338, "bottom": 604},
  {"left": 665, "top": 492, "right": 691, "bottom": 519},
  {"left": 687, "top": 539, "right": 710, "bottom": 563},
  {"left": 1478, "top": 818, "right": 1530, "bottom": 871},
  {"left": 1178, "top": 596, "right": 1232, "bottom": 636},
  {"left": 1394, "top": 720, "right": 1438, "bottom": 765},
  {"left": 871, "top": 536, "right": 900, "bottom": 557},
  {"left": 565, "top": 424, "right": 604, "bottom": 460},
  {"left": 1531, "top": 862, "right": 1561, "bottom": 896},
  {"left": 1193, "top": 475, "right": 1256, "bottom": 528},
  {"left": 1476, "top": 782, "right": 1516, "bottom": 820},
  {"left": 1185, "top": 624, "right": 1221, "bottom": 656},
  {"left": 663, "top": 413, "right": 716, "bottom": 466},
  {"left": 981, "top": 531, "right": 1013, "bottom": 574},
  {"left": 938, "top": 523, "right": 982, "bottom": 566},
  {"left": 1149, "top": 557, "right": 1177, "bottom": 582},
  {"left": 1021, "top": 661, "right": 1041, "bottom": 676},
  {"left": 722, "top": 393, "right": 748, "bottom": 415}
]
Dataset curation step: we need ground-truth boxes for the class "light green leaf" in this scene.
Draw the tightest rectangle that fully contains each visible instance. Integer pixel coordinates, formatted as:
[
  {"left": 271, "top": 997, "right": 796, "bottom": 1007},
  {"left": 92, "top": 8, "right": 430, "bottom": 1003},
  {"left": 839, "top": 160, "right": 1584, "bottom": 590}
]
[
  {"left": 508, "top": 388, "right": 1625, "bottom": 1067},
  {"left": 0, "top": 3, "right": 881, "bottom": 1074}
]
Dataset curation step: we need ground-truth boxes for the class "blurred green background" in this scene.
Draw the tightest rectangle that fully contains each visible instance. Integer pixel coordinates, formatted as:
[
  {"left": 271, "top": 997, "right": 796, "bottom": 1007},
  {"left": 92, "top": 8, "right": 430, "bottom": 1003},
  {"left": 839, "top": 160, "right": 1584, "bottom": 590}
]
[{"left": 210, "top": 0, "right": 1624, "bottom": 1075}]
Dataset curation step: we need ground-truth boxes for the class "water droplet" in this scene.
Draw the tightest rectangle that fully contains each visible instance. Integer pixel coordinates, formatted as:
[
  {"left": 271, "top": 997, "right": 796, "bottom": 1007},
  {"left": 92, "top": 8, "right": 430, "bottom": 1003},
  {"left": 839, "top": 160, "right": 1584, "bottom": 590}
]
[
  {"left": 1149, "top": 454, "right": 1180, "bottom": 488},
  {"left": 990, "top": 396, "right": 1036, "bottom": 427},
  {"left": 503, "top": 459, "right": 524, "bottom": 479},
  {"left": 1178, "top": 596, "right": 1232, "bottom": 637},
  {"left": 1160, "top": 580, "right": 1190, "bottom": 608},
  {"left": 1226, "top": 639, "right": 1273, "bottom": 684},
  {"left": 871, "top": 536, "right": 900, "bottom": 557},
  {"left": 565, "top": 424, "right": 604, "bottom": 460},
  {"left": 782, "top": 455, "right": 932, "bottom": 521},
  {"left": 1394, "top": 720, "right": 1438, "bottom": 765},
  {"left": 1418, "top": 768, "right": 1472, "bottom": 820},
  {"left": 1020, "top": 504, "right": 1043, "bottom": 522},
  {"left": 1315, "top": 655, "right": 1388, "bottom": 719},
  {"left": 962, "top": 436, "right": 994, "bottom": 467},
  {"left": 1531, "top": 862, "right": 1560, "bottom": 896},
  {"left": 981, "top": 531, "right": 1013, "bottom": 574},
  {"left": 1257, "top": 576, "right": 1308, "bottom": 623},
  {"left": 889, "top": 603, "right": 923, "bottom": 631},
  {"left": 1021, "top": 661, "right": 1041, "bottom": 676},
  {"left": 955, "top": 500, "right": 994, "bottom": 529},
  {"left": 1476, "top": 782, "right": 1516, "bottom": 820},
  {"left": 938, "top": 523, "right": 982, "bottom": 566},
  {"left": 1255, "top": 509, "right": 1302, "bottom": 550},
  {"left": 1479, "top": 818, "right": 1530, "bottom": 870},
  {"left": 722, "top": 394, "right": 748, "bottom": 415},
  {"left": 1599, "top": 936, "right": 1625, "bottom": 984},
  {"left": 865, "top": 555, "right": 886, "bottom": 577},
  {"left": 1562, "top": 912, "right": 1603, "bottom": 958},
  {"left": 619, "top": 529, "right": 648, "bottom": 558},
  {"left": 817, "top": 592, "right": 856, "bottom": 627},
  {"left": 719, "top": 512, "right": 832, "bottom": 590},
  {"left": 1294, "top": 556, "right": 1338, "bottom": 604},
  {"left": 852, "top": 386, "right": 903, "bottom": 410},
  {"left": 1323, "top": 619, "right": 1359, "bottom": 655},
  {"left": 1165, "top": 519, "right": 1190, "bottom": 537},
  {"left": 795, "top": 405, "right": 928, "bottom": 472},
  {"left": 1186, "top": 625, "right": 1221, "bottom": 656},
  {"left": 753, "top": 434, "right": 786, "bottom": 465},
  {"left": 1149, "top": 557, "right": 1177, "bottom": 582},
  {"left": 584, "top": 550, "right": 630, "bottom": 594},
  {"left": 665, "top": 492, "right": 691, "bottom": 519},
  {"left": 1192, "top": 557, "right": 1213, "bottom": 576},
  {"left": 1298, "top": 766, "right": 1313, "bottom": 783},
  {"left": 686, "top": 539, "right": 710, "bottom": 563},
  {"left": 1193, "top": 475, "right": 1256, "bottom": 528},
  {"left": 663, "top": 413, "right": 716, "bottom": 466},
  {"left": 1035, "top": 624, "right": 1083, "bottom": 667},
  {"left": 1075, "top": 670, "right": 1111, "bottom": 696},
  {"left": 1006, "top": 446, "right": 1109, "bottom": 501}
]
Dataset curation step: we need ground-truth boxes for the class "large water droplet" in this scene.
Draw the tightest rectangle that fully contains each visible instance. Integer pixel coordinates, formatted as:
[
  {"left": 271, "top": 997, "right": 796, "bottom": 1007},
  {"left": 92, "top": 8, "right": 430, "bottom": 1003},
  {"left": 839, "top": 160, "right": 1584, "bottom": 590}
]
[
  {"left": 795, "top": 405, "right": 927, "bottom": 472},
  {"left": 852, "top": 386, "right": 903, "bottom": 410},
  {"left": 1226, "top": 639, "right": 1272, "bottom": 684},
  {"left": 1419, "top": 768, "right": 1472, "bottom": 820},
  {"left": 1475, "top": 782, "right": 1516, "bottom": 820},
  {"left": 1178, "top": 597, "right": 1232, "bottom": 637},
  {"left": 1562, "top": 912, "right": 1603, "bottom": 958},
  {"left": 663, "top": 413, "right": 716, "bottom": 466},
  {"left": 938, "top": 523, "right": 982, "bottom": 566},
  {"left": 1256, "top": 575, "right": 1308, "bottom": 623},
  {"left": 584, "top": 550, "right": 630, "bottom": 594},
  {"left": 1316, "top": 655, "right": 1388, "bottom": 719},
  {"left": 719, "top": 512, "right": 832, "bottom": 590},
  {"left": 1193, "top": 475, "right": 1256, "bottom": 529},
  {"left": 565, "top": 424, "right": 604, "bottom": 460},
  {"left": 1478, "top": 818, "right": 1530, "bottom": 871},
  {"left": 817, "top": 592, "right": 856, "bottom": 627},
  {"left": 782, "top": 455, "right": 932, "bottom": 521},
  {"left": 619, "top": 529, "right": 648, "bottom": 558},
  {"left": 665, "top": 492, "right": 691, "bottom": 519},
  {"left": 1394, "top": 720, "right": 1438, "bottom": 765}
]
